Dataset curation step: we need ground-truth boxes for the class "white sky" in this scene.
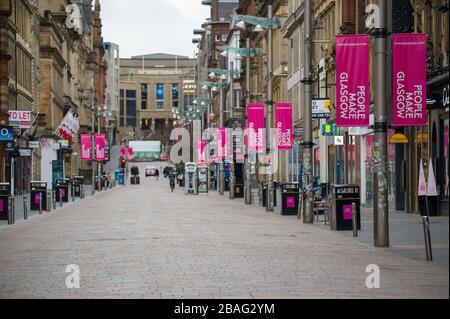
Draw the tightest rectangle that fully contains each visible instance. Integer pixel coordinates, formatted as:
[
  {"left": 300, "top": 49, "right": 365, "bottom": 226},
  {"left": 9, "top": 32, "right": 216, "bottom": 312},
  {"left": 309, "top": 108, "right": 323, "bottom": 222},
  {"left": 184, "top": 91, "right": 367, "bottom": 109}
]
[{"left": 100, "top": 0, "right": 210, "bottom": 58}]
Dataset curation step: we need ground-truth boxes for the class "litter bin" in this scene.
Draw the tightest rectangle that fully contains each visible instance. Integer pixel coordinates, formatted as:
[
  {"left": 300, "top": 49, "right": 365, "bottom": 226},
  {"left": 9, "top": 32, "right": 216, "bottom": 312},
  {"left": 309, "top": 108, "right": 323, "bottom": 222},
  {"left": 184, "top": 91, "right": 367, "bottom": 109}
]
[
  {"left": 0, "top": 183, "right": 10, "bottom": 220},
  {"left": 278, "top": 182, "right": 300, "bottom": 215},
  {"left": 261, "top": 182, "right": 277, "bottom": 207},
  {"left": 30, "top": 181, "right": 47, "bottom": 211},
  {"left": 72, "top": 176, "right": 84, "bottom": 197},
  {"left": 118, "top": 173, "right": 125, "bottom": 185},
  {"left": 234, "top": 183, "right": 244, "bottom": 198},
  {"left": 330, "top": 184, "right": 361, "bottom": 231},
  {"left": 55, "top": 178, "right": 70, "bottom": 202}
]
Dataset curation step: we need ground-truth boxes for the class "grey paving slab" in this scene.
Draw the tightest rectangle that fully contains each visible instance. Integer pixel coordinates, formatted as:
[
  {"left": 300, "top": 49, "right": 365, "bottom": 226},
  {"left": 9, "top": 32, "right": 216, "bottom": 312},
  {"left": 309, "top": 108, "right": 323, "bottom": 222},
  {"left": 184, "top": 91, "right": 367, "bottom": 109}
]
[{"left": 0, "top": 162, "right": 448, "bottom": 299}]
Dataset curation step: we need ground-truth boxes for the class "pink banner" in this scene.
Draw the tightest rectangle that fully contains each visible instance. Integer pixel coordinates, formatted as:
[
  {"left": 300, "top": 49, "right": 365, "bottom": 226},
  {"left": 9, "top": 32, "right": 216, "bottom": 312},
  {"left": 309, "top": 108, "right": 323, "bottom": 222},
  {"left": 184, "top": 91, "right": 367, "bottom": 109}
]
[
  {"left": 216, "top": 128, "right": 230, "bottom": 160},
  {"left": 95, "top": 134, "right": 106, "bottom": 161},
  {"left": 120, "top": 146, "right": 126, "bottom": 159},
  {"left": 80, "top": 134, "right": 92, "bottom": 161},
  {"left": 197, "top": 140, "right": 207, "bottom": 164},
  {"left": 335, "top": 35, "right": 370, "bottom": 127},
  {"left": 392, "top": 33, "right": 427, "bottom": 126},
  {"left": 127, "top": 147, "right": 133, "bottom": 160},
  {"left": 275, "top": 102, "right": 293, "bottom": 150},
  {"left": 246, "top": 103, "right": 265, "bottom": 152}
]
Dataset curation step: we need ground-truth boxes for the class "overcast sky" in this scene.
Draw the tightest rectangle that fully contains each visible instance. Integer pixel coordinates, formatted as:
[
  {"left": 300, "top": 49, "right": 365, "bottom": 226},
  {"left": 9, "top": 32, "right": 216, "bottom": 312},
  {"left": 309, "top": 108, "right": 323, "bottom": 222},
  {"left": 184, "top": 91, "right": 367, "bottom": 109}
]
[{"left": 100, "top": 0, "right": 210, "bottom": 58}]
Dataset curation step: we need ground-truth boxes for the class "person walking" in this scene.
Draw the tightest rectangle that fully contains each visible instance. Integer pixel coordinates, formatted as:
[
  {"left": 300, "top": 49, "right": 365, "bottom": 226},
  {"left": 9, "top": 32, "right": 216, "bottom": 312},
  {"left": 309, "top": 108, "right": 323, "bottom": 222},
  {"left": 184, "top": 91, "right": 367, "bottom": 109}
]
[
  {"left": 155, "top": 168, "right": 160, "bottom": 181},
  {"left": 169, "top": 171, "right": 176, "bottom": 192}
]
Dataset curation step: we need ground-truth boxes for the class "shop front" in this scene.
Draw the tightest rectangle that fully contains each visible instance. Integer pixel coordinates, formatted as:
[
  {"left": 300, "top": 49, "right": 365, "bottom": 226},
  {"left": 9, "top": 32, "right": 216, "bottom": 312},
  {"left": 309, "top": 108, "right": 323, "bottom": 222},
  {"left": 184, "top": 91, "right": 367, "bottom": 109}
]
[{"left": 427, "top": 74, "right": 449, "bottom": 215}]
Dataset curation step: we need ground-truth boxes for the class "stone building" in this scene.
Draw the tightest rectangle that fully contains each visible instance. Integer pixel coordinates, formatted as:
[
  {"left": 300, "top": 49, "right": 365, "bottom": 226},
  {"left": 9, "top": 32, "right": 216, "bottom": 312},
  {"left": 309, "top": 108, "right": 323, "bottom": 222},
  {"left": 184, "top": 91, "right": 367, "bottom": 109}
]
[
  {"left": 103, "top": 42, "right": 120, "bottom": 146},
  {"left": 0, "top": 0, "right": 40, "bottom": 195},
  {"left": 118, "top": 53, "right": 196, "bottom": 152}
]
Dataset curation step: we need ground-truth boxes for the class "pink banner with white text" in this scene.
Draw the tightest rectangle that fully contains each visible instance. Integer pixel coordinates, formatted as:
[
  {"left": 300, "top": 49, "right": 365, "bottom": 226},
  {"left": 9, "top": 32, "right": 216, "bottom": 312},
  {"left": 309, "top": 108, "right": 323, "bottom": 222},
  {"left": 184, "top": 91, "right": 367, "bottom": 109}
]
[
  {"left": 95, "top": 134, "right": 106, "bottom": 161},
  {"left": 127, "top": 147, "right": 133, "bottom": 160},
  {"left": 392, "top": 33, "right": 427, "bottom": 126},
  {"left": 216, "top": 128, "right": 230, "bottom": 160},
  {"left": 246, "top": 103, "right": 265, "bottom": 153},
  {"left": 275, "top": 102, "right": 293, "bottom": 150},
  {"left": 198, "top": 140, "right": 207, "bottom": 164},
  {"left": 80, "top": 134, "right": 92, "bottom": 161},
  {"left": 120, "top": 146, "right": 126, "bottom": 159},
  {"left": 335, "top": 35, "right": 370, "bottom": 127}
]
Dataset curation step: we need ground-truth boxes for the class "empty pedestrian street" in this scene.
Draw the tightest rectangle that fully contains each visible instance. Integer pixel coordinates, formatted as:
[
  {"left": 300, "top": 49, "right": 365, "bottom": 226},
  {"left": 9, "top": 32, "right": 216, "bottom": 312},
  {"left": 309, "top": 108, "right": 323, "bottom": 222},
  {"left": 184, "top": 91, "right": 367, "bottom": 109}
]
[{"left": 0, "top": 167, "right": 448, "bottom": 299}]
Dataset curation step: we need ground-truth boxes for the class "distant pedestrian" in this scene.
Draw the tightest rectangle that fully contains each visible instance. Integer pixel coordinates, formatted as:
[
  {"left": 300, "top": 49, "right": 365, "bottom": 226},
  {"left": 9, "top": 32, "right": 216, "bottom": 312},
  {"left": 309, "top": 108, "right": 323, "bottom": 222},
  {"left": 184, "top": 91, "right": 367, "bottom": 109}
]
[
  {"left": 155, "top": 169, "right": 160, "bottom": 181},
  {"left": 177, "top": 173, "right": 184, "bottom": 187}
]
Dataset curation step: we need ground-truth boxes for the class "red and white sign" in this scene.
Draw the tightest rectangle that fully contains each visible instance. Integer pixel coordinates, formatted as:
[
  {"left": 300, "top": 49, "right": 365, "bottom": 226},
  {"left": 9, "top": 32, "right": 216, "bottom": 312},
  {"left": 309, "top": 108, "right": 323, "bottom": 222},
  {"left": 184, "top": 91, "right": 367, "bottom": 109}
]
[
  {"left": 392, "top": 33, "right": 427, "bottom": 126},
  {"left": 335, "top": 35, "right": 370, "bottom": 127},
  {"left": 8, "top": 110, "right": 32, "bottom": 128},
  {"left": 55, "top": 109, "right": 79, "bottom": 142}
]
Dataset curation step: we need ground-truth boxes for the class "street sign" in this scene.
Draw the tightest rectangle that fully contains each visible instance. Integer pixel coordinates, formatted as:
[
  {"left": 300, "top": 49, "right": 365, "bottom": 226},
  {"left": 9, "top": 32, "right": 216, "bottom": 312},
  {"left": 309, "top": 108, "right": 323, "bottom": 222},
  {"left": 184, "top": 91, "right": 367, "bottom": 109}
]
[
  {"left": 59, "top": 140, "right": 69, "bottom": 149},
  {"left": 0, "top": 126, "right": 14, "bottom": 141},
  {"left": 4, "top": 140, "right": 15, "bottom": 151},
  {"left": 334, "top": 136, "right": 344, "bottom": 145},
  {"left": 312, "top": 99, "right": 331, "bottom": 118},
  {"left": 294, "top": 127, "right": 303, "bottom": 138},
  {"left": 28, "top": 141, "right": 40, "bottom": 149},
  {"left": 322, "top": 124, "right": 334, "bottom": 136},
  {"left": 8, "top": 110, "right": 32, "bottom": 128},
  {"left": 19, "top": 148, "right": 32, "bottom": 157}
]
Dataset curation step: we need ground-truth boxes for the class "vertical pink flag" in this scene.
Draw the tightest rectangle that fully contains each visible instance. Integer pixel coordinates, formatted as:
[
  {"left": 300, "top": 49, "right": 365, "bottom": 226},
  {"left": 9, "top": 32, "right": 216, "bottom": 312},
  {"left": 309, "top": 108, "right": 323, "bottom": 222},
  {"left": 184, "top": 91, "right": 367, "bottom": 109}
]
[
  {"left": 246, "top": 103, "right": 265, "bottom": 153},
  {"left": 95, "top": 134, "right": 106, "bottom": 161},
  {"left": 335, "top": 35, "right": 370, "bottom": 127},
  {"left": 275, "top": 102, "right": 293, "bottom": 150},
  {"left": 127, "top": 147, "right": 133, "bottom": 160},
  {"left": 80, "top": 134, "right": 92, "bottom": 161},
  {"left": 198, "top": 140, "right": 207, "bottom": 163},
  {"left": 120, "top": 146, "right": 126, "bottom": 159},
  {"left": 216, "top": 128, "right": 230, "bottom": 160},
  {"left": 392, "top": 33, "right": 427, "bottom": 127}
]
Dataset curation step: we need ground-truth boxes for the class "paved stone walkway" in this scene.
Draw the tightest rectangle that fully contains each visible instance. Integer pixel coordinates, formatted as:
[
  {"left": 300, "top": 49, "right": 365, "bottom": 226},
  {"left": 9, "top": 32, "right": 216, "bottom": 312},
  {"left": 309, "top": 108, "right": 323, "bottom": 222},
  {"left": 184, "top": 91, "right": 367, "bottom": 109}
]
[{"left": 0, "top": 165, "right": 448, "bottom": 299}]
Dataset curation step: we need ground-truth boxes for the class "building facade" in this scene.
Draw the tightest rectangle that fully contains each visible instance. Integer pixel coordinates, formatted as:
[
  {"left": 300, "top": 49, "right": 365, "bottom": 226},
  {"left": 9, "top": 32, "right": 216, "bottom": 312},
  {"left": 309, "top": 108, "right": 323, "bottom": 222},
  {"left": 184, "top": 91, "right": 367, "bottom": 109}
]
[
  {"left": 103, "top": 42, "right": 120, "bottom": 146},
  {"left": 118, "top": 53, "right": 196, "bottom": 153},
  {"left": 1, "top": 0, "right": 107, "bottom": 193}
]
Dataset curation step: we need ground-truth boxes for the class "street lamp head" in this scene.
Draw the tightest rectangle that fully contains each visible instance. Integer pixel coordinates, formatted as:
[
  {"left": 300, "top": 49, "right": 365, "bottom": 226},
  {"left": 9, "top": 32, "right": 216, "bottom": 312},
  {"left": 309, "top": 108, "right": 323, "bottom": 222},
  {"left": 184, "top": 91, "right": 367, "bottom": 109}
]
[
  {"left": 236, "top": 20, "right": 246, "bottom": 30},
  {"left": 211, "top": 86, "right": 218, "bottom": 92},
  {"left": 209, "top": 72, "right": 216, "bottom": 79},
  {"left": 202, "top": 85, "right": 209, "bottom": 90},
  {"left": 236, "top": 53, "right": 242, "bottom": 60},
  {"left": 254, "top": 24, "right": 264, "bottom": 32},
  {"left": 220, "top": 50, "right": 228, "bottom": 57},
  {"left": 220, "top": 74, "right": 227, "bottom": 80}
]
